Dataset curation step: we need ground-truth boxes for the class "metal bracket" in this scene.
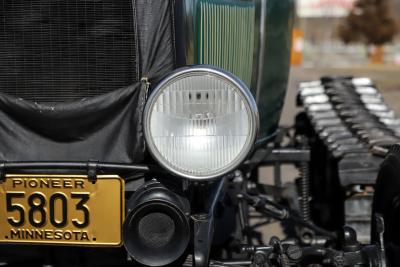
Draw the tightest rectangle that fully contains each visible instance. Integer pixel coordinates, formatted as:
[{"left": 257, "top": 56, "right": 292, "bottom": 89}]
[
  {"left": 192, "top": 213, "right": 214, "bottom": 267},
  {"left": 264, "top": 148, "right": 310, "bottom": 163},
  {"left": 374, "top": 214, "right": 387, "bottom": 267},
  {"left": 193, "top": 178, "right": 226, "bottom": 267},
  {"left": 87, "top": 161, "right": 98, "bottom": 183},
  {"left": 239, "top": 244, "right": 274, "bottom": 267},
  {"left": 0, "top": 162, "right": 5, "bottom": 182}
]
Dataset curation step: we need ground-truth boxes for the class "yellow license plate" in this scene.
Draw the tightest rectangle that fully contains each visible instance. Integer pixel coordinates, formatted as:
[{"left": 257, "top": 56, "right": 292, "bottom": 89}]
[{"left": 0, "top": 174, "right": 124, "bottom": 246}]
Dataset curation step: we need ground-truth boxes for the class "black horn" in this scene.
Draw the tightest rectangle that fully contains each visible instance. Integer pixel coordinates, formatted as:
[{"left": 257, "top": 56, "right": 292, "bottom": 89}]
[{"left": 123, "top": 180, "right": 190, "bottom": 266}]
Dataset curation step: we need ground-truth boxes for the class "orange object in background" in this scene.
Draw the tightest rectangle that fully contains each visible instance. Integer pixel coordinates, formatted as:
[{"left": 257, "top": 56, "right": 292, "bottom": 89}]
[
  {"left": 291, "top": 28, "right": 304, "bottom": 66},
  {"left": 369, "top": 45, "right": 384, "bottom": 64}
]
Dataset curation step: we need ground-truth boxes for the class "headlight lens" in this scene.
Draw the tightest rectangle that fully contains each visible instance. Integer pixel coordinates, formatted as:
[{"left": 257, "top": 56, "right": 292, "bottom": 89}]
[{"left": 144, "top": 67, "right": 258, "bottom": 180}]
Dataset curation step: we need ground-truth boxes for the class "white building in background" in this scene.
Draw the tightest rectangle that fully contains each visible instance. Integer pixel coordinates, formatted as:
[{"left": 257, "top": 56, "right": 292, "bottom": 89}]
[
  {"left": 298, "top": 0, "right": 355, "bottom": 18},
  {"left": 296, "top": 0, "right": 366, "bottom": 67},
  {"left": 296, "top": 0, "right": 355, "bottom": 46}
]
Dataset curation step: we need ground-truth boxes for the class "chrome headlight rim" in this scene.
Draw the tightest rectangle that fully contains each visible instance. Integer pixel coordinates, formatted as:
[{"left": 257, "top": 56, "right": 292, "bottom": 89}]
[{"left": 144, "top": 65, "right": 259, "bottom": 181}]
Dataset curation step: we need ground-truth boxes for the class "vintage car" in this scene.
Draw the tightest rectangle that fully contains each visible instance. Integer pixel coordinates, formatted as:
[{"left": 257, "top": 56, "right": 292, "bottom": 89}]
[{"left": 0, "top": 0, "right": 393, "bottom": 266}]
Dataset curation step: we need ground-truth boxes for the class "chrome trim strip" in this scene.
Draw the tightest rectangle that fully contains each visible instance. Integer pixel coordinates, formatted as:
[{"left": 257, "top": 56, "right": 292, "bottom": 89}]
[
  {"left": 255, "top": 0, "right": 267, "bottom": 104},
  {"left": 183, "top": 0, "right": 198, "bottom": 65}
]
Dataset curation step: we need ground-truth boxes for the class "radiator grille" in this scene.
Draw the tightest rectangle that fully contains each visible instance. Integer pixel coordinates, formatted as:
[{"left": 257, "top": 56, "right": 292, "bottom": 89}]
[
  {"left": 0, "top": 0, "right": 138, "bottom": 103},
  {"left": 198, "top": 0, "right": 255, "bottom": 87}
]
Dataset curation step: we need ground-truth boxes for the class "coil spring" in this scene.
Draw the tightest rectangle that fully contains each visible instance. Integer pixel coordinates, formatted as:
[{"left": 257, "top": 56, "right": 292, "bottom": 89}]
[
  {"left": 280, "top": 254, "right": 290, "bottom": 267},
  {"left": 299, "top": 161, "right": 311, "bottom": 222}
]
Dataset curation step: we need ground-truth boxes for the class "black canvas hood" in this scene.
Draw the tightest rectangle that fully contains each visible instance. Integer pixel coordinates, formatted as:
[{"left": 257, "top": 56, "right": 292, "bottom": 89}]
[{"left": 0, "top": 0, "right": 176, "bottom": 163}]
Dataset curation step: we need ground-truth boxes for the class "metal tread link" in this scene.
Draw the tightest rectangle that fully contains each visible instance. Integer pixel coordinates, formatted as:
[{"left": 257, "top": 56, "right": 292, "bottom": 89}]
[
  {"left": 297, "top": 76, "right": 400, "bottom": 244},
  {"left": 297, "top": 76, "right": 400, "bottom": 186}
]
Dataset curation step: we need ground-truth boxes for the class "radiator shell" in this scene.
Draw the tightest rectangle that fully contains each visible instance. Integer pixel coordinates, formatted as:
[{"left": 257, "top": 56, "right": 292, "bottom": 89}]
[{"left": 178, "top": 0, "right": 295, "bottom": 140}]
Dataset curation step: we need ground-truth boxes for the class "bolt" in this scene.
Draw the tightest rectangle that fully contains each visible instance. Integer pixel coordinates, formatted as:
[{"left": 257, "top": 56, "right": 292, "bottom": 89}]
[
  {"left": 253, "top": 251, "right": 267, "bottom": 265},
  {"left": 193, "top": 213, "right": 209, "bottom": 221},
  {"left": 333, "top": 255, "right": 345, "bottom": 267},
  {"left": 286, "top": 245, "right": 302, "bottom": 261}
]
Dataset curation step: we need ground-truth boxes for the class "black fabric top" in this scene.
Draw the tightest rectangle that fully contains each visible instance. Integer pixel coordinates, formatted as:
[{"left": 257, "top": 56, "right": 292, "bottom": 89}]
[{"left": 0, "top": 0, "right": 176, "bottom": 163}]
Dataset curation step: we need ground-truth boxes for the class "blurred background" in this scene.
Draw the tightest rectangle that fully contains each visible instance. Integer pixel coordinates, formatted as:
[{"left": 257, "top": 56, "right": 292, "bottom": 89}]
[{"left": 283, "top": 0, "right": 400, "bottom": 124}]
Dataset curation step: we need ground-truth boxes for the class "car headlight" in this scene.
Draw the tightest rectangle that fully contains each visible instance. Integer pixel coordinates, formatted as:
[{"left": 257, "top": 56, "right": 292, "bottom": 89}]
[{"left": 144, "top": 66, "right": 259, "bottom": 180}]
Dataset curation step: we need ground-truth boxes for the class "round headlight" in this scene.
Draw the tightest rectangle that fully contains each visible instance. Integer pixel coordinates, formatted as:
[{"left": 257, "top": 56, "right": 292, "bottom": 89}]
[{"left": 144, "top": 66, "right": 258, "bottom": 180}]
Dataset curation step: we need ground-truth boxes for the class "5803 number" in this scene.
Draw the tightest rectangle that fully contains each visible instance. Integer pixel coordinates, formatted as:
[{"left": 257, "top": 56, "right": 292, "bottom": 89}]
[{"left": 6, "top": 192, "right": 90, "bottom": 228}]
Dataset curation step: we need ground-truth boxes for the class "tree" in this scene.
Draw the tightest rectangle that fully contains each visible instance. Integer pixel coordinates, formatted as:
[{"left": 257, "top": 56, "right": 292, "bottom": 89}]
[{"left": 338, "top": 0, "right": 398, "bottom": 46}]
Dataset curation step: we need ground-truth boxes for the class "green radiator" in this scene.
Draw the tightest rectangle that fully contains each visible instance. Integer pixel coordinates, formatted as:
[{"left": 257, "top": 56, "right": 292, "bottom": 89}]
[
  {"left": 196, "top": 0, "right": 255, "bottom": 87},
  {"left": 189, "top": 0, "right": 295, "bottom": 139}
]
